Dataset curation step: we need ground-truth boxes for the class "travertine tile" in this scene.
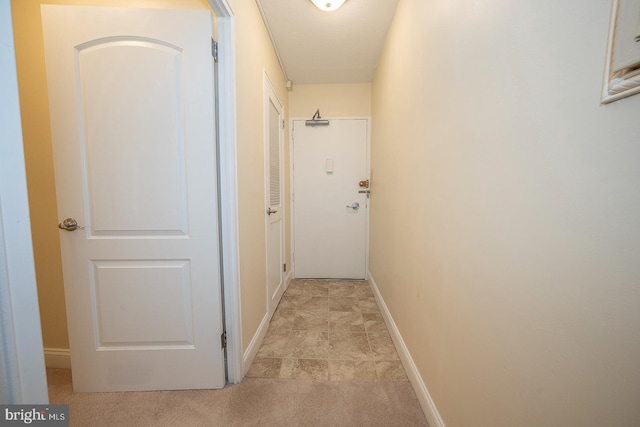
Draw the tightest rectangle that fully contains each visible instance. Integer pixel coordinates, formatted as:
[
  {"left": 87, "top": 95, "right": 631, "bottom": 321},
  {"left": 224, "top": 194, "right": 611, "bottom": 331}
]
[
  {"left": 253, "top": 281, "right": 406, "bottom": 384},
  {"left": 375, "top": 361, "right": 407, "bottom": 381},
  {"left": 293, "top": 310, "right": 329, "bottom": 331},
  {"left": 303, "top": 284, "right": 329, "bottom": 297},
  {"left": 329, "top": 311, "right": 365, "bottom": 332},
  {"left": 246, "top": 358, "right": 282, "bottom": 379},
  {"left": 257, "top": 330, "right": 292, "bottom": 358},
  {"left": 329, "top": 297, "right": 360, "bottom": 312},
  {"left": 286, "top": 330, "right": 329, "bottom": 358},
  {"left": 362, "top": 312, "right": 387, "bottom": 334},
  {"left": 303, "top": 279, "right": 330, "bottom": 288},
  {"left": 270, "top": 310, "right": 295, "bottom": 330},
  {"left": 284, "top": 285, "right": 304, "bottom": 297},
  {"left": 368, "top": 332, "right": 400, "bottom": 361},
  {"left": 287, "top": 280, "right": 306, "bottom": 290},
  {"left": 329, "top": 332, "right": 372, "bottom": 360},
  {"left": 277, "top": 295, "right": 300, "bottom": 311},
  {"left": 280, "top": 358, "right": 328, "bottom": 380},
  {"left": 297, "top": 295, "right": 328, "bottom": 311},
  {"left": 349, "top": 280, "right": 370, "bottom": 287},
  {"left": 357, "top": 296, "right": 380, "bottom": 313},
  {"left": 355, "top": 286, "right": 375, "bottom": 300},
  {"left": 329, "top": 360, "right": 376, "bottom": 381},
  {"left": 329, "top": 284, "right": 357, "bottom": 298}
]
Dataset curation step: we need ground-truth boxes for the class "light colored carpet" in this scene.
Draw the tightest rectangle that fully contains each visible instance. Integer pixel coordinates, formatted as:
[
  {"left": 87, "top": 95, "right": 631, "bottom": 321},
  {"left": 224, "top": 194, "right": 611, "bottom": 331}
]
[{"left": 47, "top": 369, "right": 428, "bottom": 426}]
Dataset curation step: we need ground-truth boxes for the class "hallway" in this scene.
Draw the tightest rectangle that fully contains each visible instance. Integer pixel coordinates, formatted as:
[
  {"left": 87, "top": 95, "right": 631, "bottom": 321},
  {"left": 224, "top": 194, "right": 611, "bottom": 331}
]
[
  {"left": 41, "top": 280, "right": 429, "bottom": 425},
  {"left": 248, "top": 279, "right": 407, "bottom": 381},
  {"left": 6, "top": 1, "right": 640, "bottom": 425},
  {"left": 43, "top": 280, "right": 429, "bottom": 425}
]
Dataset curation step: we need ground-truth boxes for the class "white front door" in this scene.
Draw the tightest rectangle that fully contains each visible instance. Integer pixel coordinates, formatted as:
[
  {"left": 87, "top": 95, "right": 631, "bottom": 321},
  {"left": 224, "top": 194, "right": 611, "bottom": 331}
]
[
  {"left": 292, "top": 118, "right": 369, "bottom": 279},
  {"left": 264, "top": 74, "right": 285, "bottom": 318},
  {"left": 42, "top": 5, "right": 225, "bottom": 392}
]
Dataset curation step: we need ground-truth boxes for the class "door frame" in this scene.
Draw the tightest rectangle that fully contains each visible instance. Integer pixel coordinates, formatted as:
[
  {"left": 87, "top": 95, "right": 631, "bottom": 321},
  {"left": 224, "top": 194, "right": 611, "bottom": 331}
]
[
  {"left": 207, "top": 0, "right": 243, "bottom": 385},
  {"left": 263, "top": 70, "right": 285, "bottom": 319},
  {"left": 0, "top": 0, "right": 243, "bottom": 399},
  {"left": 0, "top": 0, "right": 48, "bottom": 402},
  {"left": 289, "top": 116, "right": 371, "bottom": 280}
]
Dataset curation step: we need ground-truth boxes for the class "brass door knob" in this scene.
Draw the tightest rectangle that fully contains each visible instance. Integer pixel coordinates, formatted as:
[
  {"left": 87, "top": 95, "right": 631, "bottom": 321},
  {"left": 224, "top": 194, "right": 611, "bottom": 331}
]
[{"left": 58, "top": 218, "right": 83, "bottom": 231}]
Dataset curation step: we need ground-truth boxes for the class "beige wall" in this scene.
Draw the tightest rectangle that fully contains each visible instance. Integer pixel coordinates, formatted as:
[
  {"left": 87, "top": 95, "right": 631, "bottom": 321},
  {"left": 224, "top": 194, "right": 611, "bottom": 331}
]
[
  {"left": 289, "top": 83, "right": 371, "bottom": 118},
  {"left": 226, "top": 0, "right": 289, "bottom": 352},
  {"left": 370, "top": 0, "right": 640, "bottom": 426},
  {"left": 12, "top": 0, "right": 289, "bottom": 356}
]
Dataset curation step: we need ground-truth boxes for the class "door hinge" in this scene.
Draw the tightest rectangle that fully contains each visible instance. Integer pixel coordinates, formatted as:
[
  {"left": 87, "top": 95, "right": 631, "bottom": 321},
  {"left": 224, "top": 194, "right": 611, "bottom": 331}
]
[
  {"left": 283, "top": 263, "right": 287, "bottom": 272},
  {"left": 221, "top": 331, "right": 227, "bottom": 349},
  {"left": 211, "top": 38, "right": 218, "bottom": 62},
  {"left": 282, "top": 119, "right": 285, "bottom": 129}
]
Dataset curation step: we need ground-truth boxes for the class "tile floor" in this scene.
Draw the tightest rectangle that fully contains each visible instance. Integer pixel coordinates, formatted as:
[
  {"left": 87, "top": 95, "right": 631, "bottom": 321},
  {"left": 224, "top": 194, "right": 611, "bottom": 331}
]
[{"left": 247, "top": 279, "right": 408, "bottom": 382}]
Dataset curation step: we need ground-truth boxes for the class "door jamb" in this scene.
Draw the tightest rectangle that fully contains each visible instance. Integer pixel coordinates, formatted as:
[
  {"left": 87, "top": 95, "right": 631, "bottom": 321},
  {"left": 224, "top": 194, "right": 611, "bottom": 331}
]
[
  {"left": 206, "top": 0, "right": 243, "bottom": 384},
  {"left": 0, "top": 0, "right": 48, "bottom": 403}
]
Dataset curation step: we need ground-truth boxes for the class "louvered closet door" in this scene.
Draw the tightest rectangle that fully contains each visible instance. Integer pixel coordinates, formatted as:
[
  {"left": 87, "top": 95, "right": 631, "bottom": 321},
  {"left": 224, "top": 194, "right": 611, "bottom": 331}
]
[{"left": 265, "top": 74, "right": 285, "bottom": 318}]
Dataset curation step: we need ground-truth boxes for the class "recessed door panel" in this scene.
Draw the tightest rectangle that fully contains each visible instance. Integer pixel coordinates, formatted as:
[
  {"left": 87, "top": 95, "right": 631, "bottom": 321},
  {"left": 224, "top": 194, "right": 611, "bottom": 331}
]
[
  {"left": 91, "top": 260, "right": 193, "bottom": 348},
  {"left": 78, "top": 39, "right": 188, "bottom": 236}
]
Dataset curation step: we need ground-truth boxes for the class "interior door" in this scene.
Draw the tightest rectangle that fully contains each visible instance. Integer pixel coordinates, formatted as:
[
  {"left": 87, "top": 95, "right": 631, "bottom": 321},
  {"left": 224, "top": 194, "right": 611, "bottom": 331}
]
[
  {"left": 292, "top": 118, "right": 368, "bottom": 279},
  {"left": 41, "top": 5, "right": 225, "bottom": 392},
  {"left": 265, "top": 75, "right": 285, "bottom": 318}
]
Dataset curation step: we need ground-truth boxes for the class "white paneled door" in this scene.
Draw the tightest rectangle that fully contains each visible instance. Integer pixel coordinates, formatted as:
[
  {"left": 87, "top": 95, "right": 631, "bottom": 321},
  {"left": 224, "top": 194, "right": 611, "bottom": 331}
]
[
  {"left": 42, "top": 6, "right": 225, "bottom": 392},
  {"left": 264, "top": 75, "right": 285, "bottom": 318},
  {"left": 292, "top": 119, "right": 368, "bottom": 279}
]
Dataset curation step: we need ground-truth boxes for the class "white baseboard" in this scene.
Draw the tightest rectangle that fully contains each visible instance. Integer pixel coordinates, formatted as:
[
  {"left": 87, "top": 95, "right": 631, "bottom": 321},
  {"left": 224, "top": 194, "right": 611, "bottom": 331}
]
[
  {"left": 285, "top": 270, "right": 293, "bottom": 289},
  {"left": 44, "top": 348, "right": 71, "bottom": 369},
  {"left": 242, "top": 312, "right": 270, "bottom": 376},
  {"left": 242, "top": 272, "right": 291, "bottom": 377},
  {"left": 368, "top": 272, "right": 445, "bottom": 427}
]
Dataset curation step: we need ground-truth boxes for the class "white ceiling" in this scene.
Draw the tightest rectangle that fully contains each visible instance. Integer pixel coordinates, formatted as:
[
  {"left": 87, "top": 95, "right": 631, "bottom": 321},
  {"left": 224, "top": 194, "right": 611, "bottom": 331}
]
[{"left": 256, "top": 0, "right": 399, "bottom": 85}]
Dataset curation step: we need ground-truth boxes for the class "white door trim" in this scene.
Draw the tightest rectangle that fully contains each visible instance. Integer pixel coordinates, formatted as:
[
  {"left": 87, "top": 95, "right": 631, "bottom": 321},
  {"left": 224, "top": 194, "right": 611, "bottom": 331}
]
[
  {"left": 0, "top": 0, "right": 48, "bottom": 403},
  {"left": 289, "top": 116, "right": 371, "bottom": 279},
  {"left": 206, "top": 0, "right": 243, "bottom": 384}
]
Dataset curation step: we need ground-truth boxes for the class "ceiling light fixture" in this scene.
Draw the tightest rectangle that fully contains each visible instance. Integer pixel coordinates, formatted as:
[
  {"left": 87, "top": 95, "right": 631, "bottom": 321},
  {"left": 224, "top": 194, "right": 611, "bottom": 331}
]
[{"left": 310, "top": 0, "right": 347, "bottom": 12}]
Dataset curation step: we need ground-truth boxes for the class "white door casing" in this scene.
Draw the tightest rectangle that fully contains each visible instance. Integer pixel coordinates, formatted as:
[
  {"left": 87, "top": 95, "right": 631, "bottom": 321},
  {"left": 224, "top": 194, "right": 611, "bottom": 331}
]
[
  {"left": 264, "top": 72, "right": 285, "bottom": 318},
  {"left": 42, "top": 5, "right": 225, "bottom": 392},
  {"left": 0, "top": 0, "right": 48, "bottom": 402},
  {"left": 292, "top": 118, "right": 369, "bottom": 279}
]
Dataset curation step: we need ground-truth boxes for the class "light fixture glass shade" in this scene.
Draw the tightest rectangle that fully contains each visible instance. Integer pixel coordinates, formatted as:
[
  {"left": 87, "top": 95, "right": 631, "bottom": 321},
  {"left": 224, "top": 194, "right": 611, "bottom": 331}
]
[{"left": 310, "top": 0, "right": 346, "bottom": 12}]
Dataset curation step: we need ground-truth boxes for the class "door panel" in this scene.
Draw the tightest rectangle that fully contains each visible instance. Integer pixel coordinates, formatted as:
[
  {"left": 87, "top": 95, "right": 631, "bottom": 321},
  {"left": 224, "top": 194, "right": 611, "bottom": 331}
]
[
  {"left": 91, "top": 260, "right": 194, "bottom": 347},
  {"left": 79, "top": 38, "right": 188, "bottom": 235},
  {"left": 292, "top": 119, "right": 368, "bottom": 279},
  {"left": 265, "top": 79, "right": 285, "bottom": 318},
  {"left": 42, "top": 5, "right": 224, "bottom": 392}
]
